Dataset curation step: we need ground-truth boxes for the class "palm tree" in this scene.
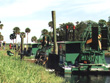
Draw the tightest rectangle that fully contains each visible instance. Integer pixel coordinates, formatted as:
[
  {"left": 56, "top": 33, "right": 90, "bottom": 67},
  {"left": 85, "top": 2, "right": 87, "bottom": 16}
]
[
  {"left": 10, "top": 33, "right": 16, "bottom": 47},
  {"left": 0, "top": 34, "right": 4, "bottom": 42},
  {"left": 0, "top": 23, "right": 4, "bottom": 35},
  {"left": 20, "top": 32, "right": 26, "bottom": 59},
  {"left": 41, "top": 29, "right": 48, "bottom": 35},
  {"left": 31, "top": 36, "right": 37, "bottom": 43},
  {"left": 25, "top": 27, "right": 31, "bottom": 44},
  {"left": 76, "top": 21, "right": 79, "bottom": 25},
  {"left": 0, "top": 24, "right": 3, "bottom": 29},
  {"left": 0, "top": 22, "right": 4, "bottom": 49},
  {"left": 48, "top": 21, "right": 53, "bottom": 38},
  {"left": 48, "top": 21, "right": 53, "bottom": 28},
  {"left": 13, "top": 27, "right": 20, "bottom": 43},
  {"left": 20, "top": 32, "right": 26, "bottom": 38},
  {"left": 98, "top": 19, "right": 106, "bottom": 27},
  {"left": 0, "top": 34, "right": 3, "bottom": 49}
]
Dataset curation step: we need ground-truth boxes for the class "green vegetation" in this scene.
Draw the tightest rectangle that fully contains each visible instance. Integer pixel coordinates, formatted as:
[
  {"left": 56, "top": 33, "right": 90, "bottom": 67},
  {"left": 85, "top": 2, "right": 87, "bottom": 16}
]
[
  {"left": 0, "top": 23, "right": 3, "bottom": 29},
  {"left": 25, "top": 27, "right": 31, "bottom": 44},
  {"left": 0, "top": 35, "right": 3, "bottom": 41},
  {"left": 13, "top": 27, "right": 20, "bottom": 43},
  {"left": 31, "top": 36, "right": 37, "bottom": 43},
  {"left": 46, "top": 19, "right": 110, "bottom": 41},
  {"left": 0, "top": 22, "right": 4, "bottom": 43},
  {"left": 0, "top": 49, "right": 64, "bottom": 83}
]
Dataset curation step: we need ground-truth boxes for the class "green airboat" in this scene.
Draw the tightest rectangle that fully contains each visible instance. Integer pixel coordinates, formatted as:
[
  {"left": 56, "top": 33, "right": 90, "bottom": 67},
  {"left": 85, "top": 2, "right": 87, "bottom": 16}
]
[{"left": 20, "top": 11, "right": 110, "bottom": 75}]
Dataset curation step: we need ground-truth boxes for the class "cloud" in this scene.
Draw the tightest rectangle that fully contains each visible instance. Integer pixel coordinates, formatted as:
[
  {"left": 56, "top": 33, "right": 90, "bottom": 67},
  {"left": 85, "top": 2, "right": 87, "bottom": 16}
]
[
  {"left": 0, "top": 0, "right": 109, "bottom": 18},
  {"left": 48, "top": 0, "right": 110, "bottom": 14},
  {"left": 47, "top": 0, "right": 110, "bottom": 23},
  {"left": 79, "top": 0, "right": 110, "bottom": 13},
  {"left": 1, "top": 0, "right": 109, "bottom": 18},
  {"left": 0, "top": 0, "right": 110, "bottom": 43},
  {"left": 0, "top": 0, "right": 53, "bottom": 17}
]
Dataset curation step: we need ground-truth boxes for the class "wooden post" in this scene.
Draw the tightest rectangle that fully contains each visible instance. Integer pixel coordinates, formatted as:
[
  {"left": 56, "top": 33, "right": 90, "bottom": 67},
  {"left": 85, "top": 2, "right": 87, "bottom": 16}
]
[{"left": 52, "top": 11, "right": 57, "bottom": 54}]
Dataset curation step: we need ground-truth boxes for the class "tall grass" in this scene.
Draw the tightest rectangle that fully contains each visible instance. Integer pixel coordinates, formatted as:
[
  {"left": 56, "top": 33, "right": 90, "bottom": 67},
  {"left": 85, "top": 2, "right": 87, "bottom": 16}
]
[{"left": 0, "top": 47, "right": 65, "bottom": 83}]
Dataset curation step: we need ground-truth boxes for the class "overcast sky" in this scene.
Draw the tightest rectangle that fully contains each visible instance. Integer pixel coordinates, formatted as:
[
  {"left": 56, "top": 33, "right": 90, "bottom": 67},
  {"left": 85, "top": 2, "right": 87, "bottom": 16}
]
[{"left": 0, "top": 0, "right": 110, "bottom": 43}]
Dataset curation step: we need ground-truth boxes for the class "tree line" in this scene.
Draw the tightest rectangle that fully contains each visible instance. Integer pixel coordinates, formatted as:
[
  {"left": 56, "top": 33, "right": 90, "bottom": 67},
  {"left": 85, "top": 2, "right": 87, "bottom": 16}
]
[
  {"left": 42, "top": 19, "right": 110, "bottom": 41},
  {"left": 0, "top": 18, "right": 110, "bottom": 44},
  {"left": 9, "top": 27, "right": 31, "bottom": 45}
]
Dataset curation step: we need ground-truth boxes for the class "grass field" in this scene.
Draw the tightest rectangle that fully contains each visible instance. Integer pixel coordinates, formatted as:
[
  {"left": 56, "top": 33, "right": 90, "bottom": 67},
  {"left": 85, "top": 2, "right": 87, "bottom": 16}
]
[{"left": 0, "top": 45, "right": 65, "bottom": 83}]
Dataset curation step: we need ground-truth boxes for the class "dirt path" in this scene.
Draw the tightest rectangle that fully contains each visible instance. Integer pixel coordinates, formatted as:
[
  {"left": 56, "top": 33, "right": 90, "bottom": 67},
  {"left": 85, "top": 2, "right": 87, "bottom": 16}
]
[{"left": 24, "top": 59, "right": 36, "bottom": 63}]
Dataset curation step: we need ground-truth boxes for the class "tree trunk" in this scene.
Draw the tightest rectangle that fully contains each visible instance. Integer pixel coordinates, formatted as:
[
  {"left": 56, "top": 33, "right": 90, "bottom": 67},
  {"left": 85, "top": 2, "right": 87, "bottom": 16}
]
[
  {"left": 27, "top": 33, "right": 28, "bottom": 44},
  {"left": 13, "top": 39, "right": 14, "bottom": 50},
  {"left": 16, "top": 35, "right": 17, "bottom": 44},
  {"left": 20, "top": 36, "right": 24, "bottom": 60},
  {"left": 0, "top": 40, "right": 1, "bottom": 50}
]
